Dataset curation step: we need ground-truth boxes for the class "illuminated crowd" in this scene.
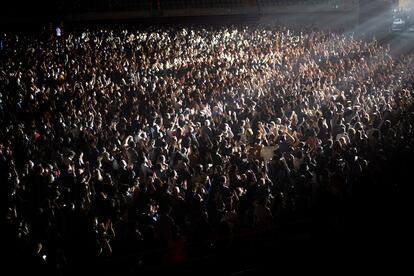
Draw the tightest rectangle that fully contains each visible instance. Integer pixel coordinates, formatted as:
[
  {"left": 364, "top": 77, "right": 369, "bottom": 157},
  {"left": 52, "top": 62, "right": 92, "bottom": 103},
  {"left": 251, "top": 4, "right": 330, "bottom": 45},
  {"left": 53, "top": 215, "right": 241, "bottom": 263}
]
[{"left": 1, "top": 26, "right": 413, "bottom": 274}]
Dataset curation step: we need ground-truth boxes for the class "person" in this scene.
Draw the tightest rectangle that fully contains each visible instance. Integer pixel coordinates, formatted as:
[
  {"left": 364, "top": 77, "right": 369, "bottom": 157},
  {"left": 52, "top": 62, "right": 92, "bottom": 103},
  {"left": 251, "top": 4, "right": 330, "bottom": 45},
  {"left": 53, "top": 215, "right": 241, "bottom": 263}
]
[
  {"left": 55, "top": 26, "right": 62, "bottom": 38},
  {"left": 1, "top": 24, "right": 413, "bottom": 274}
]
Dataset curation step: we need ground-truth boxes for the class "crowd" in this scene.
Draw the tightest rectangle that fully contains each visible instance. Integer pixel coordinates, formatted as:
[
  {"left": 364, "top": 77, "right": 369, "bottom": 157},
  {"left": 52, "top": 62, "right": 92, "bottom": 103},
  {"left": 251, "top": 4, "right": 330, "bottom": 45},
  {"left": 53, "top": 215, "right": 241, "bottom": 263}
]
[{"left": 1, "top": 25, "right": 414, "bottom": 274}]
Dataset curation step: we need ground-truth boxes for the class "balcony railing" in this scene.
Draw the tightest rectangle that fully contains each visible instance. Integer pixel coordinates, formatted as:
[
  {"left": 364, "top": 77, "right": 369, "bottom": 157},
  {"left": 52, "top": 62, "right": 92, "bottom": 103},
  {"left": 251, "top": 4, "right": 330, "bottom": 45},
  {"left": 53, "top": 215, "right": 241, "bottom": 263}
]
[{"left": 62, "top": 0, "right": 348, "bottom": 13}]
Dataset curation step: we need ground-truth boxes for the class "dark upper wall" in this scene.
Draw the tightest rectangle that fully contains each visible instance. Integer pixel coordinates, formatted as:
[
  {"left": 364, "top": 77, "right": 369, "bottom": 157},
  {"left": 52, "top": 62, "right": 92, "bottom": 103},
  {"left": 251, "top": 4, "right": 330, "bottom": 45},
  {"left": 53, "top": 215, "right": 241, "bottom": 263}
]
[
  {"left": 0, "top": 1, "right": 361, "bottom": 32},
  {"left": 359, "top": 0, "right": 396, "bottom": 23},
  {"left": 0, "top": 0, "right": 62, "bottom": 30}
]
